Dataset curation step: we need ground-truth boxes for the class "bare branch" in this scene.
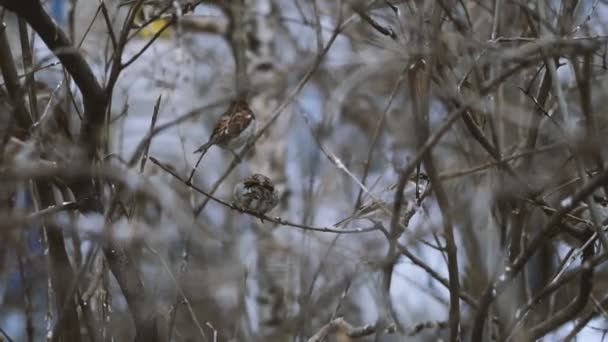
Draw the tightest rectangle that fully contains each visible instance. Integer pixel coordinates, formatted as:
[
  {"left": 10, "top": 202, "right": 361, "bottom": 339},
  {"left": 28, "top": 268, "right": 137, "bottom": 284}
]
[{"left": 1, "top": 0, "right": 106, "bottom": 156}]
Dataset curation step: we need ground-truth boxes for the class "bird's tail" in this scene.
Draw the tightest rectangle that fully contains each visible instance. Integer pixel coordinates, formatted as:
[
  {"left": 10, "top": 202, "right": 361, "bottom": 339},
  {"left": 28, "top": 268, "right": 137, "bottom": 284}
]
[
  {"left": 194, "top": 142, "right": 211, "bottom": 155},
  {"left": 334, "top": 214, "right": 355, "bottom": 227},
  {"left": 189, "top": 143, "right": 210, "bottom": 183}
]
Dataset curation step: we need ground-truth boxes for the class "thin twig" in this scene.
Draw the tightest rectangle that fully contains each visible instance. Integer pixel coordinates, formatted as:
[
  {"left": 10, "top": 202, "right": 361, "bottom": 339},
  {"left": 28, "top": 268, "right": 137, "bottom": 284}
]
[
  {"left": 139, "top": 95, "right": 162, "bottom": 172},
  {"left": 0, "top": 326, "right": 14, "bottom": 342}
]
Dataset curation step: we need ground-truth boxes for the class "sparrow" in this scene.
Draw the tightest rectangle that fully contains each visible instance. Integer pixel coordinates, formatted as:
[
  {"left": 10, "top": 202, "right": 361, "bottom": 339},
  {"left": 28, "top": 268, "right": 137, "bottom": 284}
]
[
  {"left": 233, "top": 173, "right": 279, "bottom": 215},
  {"left": 187, "top": 98, "right": 256, "bottom": 183},
  {"left": 194, "top": 98, "right": 256, "bottom": 157},
  {"left": 334, "top": 175, "right": 429, "bottom": 227},
  {"left": 334, "top": 197, "right": 417, "bottom": 227}
]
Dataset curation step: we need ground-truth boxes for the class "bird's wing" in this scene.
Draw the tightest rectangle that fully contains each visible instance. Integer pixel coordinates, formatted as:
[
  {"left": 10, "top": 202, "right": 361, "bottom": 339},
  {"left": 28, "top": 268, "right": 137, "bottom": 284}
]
[{"left": 208, "top": 115, "right": 232, "bottom": 145}]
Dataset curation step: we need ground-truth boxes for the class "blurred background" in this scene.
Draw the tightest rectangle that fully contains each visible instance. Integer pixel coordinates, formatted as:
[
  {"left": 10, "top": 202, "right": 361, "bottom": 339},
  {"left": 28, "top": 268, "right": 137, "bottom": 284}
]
[{"left": 2, "top": 0, "right": 608, "bottom": 341}]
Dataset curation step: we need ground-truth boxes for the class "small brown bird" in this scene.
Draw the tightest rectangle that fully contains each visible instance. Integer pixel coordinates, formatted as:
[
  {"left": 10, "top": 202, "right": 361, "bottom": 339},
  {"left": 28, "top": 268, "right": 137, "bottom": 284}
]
[
  {"left": 188, "top": 98, "right": 257, "bottom": 182},
  {"left": 194, "top": 99, "right": 256, "bottom": 157},
  {"left": 334, "top": 175, "right": 429, "bottom": 227},
  {"left": 233, "top": 173, "right": 279, "bottom": 215}
]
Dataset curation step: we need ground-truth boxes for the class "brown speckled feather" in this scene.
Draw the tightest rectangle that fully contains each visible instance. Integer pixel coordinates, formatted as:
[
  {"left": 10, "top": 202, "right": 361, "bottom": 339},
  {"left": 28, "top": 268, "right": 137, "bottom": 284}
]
[
  {"left": 194, "top": 99, "right": 256, "bottom": 154},
  {"left": 233, "top": 174, "right": 279, "bottom": 215},
  {"left": 210, "top": 101, "right": 254, "bottom": 145},
  {"left": 243, "top": 174, "right": 275, "bottom": 191}
]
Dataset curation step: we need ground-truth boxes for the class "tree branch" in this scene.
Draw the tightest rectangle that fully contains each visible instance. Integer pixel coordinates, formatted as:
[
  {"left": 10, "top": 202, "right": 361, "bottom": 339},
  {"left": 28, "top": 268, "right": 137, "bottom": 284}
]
[{"left": 1, "top": 0, "right": 106, "bottom": 157}]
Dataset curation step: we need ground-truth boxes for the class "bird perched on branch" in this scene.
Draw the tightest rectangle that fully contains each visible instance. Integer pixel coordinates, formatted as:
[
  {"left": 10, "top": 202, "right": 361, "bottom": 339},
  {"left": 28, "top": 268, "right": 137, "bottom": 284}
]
[
  {"left": 187, "top": 97, "right": 256, "bottom": 183},
  {"left": 233, "top": 173, "right": 279, "bottom": 215},
  {"left": 194, "top": 98, "right": 256, "bottom": 157},
  {"left": 334, "top": 174, "right": 429, "bottom": 227}
]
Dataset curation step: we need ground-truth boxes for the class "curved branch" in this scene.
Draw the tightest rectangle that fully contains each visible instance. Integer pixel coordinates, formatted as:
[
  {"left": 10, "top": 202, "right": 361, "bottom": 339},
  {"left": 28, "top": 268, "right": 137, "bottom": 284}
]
[{"left": 1, "top": 0, "right": 106, "bottom": 157}]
